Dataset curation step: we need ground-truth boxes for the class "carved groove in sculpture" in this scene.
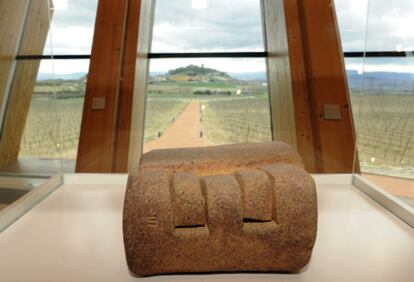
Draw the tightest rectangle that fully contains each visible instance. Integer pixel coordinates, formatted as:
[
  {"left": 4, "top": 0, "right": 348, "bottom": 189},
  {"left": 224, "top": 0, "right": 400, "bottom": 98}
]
[{"left": 123, "top": 142, "right": 318, "bottom": 276}]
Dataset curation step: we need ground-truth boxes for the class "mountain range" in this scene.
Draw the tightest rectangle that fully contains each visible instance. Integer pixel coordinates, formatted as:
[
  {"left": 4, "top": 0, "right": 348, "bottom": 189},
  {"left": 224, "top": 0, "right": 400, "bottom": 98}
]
[{"left": 38, "top": 69, "right": 414, "bottom": 92}]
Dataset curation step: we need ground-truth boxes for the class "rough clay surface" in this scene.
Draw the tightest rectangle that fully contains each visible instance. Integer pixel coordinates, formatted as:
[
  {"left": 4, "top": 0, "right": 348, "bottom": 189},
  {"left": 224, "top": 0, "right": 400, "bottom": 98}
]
[{"left": 123, "top": 142, "right": 318, "bottom": 276}]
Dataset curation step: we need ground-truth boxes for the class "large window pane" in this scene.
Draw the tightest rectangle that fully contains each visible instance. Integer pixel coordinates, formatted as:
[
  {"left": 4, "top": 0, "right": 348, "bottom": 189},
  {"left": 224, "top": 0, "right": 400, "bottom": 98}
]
[
  {"left": 152, "top": 0, "right": 265, "bottom": 53},
  {"left": 335, "top": 0, "right": 414, "bottom": 52},
  {"left": 19, "top": 59, "right": 89, "bottom": 172},
  {"left": 143, "top": 58, "right": 271, "bottom": 153},
  {"left": 364, "top": 0, "right": 414, "bottom": 52},
  {"left": 348, "top": 58, "right": 414, "bottom": 207},
  {"left": 48, "top": 0, "right": 98, "bottom": 55},
  {"left": 18, "top": 0, "right": 99, "bottom": 56},
  {"left": 336, "top": 0, "right": 414, "bottom": 208},
  {"left": 334, "top": 0, "right": 368, "bottom": 52}
]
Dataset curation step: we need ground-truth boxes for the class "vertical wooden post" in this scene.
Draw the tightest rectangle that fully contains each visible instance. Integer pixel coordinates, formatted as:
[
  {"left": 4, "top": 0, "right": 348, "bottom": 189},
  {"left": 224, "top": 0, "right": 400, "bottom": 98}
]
[
  {"left": 126, "top": 0, "right": 154, "bottom": 172},
  {"left": 113, "top": 0, "right": 142, "bottom": 173},
  {"left": 283, "top": 0, "right": 356, "bottom": 172},
  {"left": 264, "top": 0, "right": 298, "bottom": 152},
  {"left": 76, "top": 0, "right": 152, "bottom": 173},
  {"left": 76, "top": 0, "right": 130, "bottom": 172}
]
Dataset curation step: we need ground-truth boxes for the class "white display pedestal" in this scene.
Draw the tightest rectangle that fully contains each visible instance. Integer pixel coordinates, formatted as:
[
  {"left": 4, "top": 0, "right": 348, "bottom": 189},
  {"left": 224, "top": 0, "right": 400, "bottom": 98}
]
[{"left": 0, "top": 174, "right": 413, "bottom": 282}]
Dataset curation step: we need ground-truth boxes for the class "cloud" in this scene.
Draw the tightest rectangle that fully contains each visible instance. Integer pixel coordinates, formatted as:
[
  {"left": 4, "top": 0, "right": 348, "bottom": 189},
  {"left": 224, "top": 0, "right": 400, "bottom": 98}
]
[
  {"left": 334, "top": 0, "right": 414, "bottom": 52},
  {"left": 40, "top": 0, "right": 414, "bottom": 73},
  {"left": 44, "top": 0, "right": 98, "bottom": 54},
  {"left": 151, "top": 0, "right": 265, "bottom": 52},
  {"left": 51, "top": 0, "right": 98, "bottom": 27}
]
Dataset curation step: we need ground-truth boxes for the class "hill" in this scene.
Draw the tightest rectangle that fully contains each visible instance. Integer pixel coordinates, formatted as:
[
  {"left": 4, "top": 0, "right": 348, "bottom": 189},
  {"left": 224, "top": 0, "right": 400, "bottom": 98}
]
[
  {"left": 151, "top": 64, "right": 236, "bottom": 82},
  {"left": 346, "top": 70, "right": 414, "bottom": 92}
]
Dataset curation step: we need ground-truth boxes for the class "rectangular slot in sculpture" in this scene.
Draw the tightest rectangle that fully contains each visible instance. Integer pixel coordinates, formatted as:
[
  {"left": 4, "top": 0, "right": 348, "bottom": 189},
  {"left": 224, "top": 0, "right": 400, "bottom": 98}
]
[{"left": 123, "top": 142, "right": 318, "bottom": 276}]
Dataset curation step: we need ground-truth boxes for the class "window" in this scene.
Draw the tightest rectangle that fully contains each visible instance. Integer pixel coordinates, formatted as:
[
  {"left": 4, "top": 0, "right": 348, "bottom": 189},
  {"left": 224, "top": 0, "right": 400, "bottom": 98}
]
[
  {"left": 13, "top": 0, "right": 99, "bottom": 172},
  {"left": 143, "top": 0, "right": 272, "bottom": 153},
  {"left": 335, "top": 0, "right": 414, "bottom": 208}
]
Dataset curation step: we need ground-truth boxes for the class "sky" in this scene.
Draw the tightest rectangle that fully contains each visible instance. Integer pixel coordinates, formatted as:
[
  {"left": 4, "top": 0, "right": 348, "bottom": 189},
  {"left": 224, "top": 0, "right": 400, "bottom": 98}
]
[{"left": 39, "top": 0, "right": 414, "bottom": 75}]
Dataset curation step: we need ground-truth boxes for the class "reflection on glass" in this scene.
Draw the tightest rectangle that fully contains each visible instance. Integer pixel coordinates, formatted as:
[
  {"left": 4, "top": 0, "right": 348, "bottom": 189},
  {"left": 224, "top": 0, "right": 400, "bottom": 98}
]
[
  {"left": 334, "top": 0, "right": 369, "bottom": 52},
  {"left": 336, "top": 0, "right": 414, "bottom": 208},
  {"left": 41, "top": 0, "right": 99, "bottom": 55},
  {"left": 20, "top": 60, "right": 89, "bottom": 171},
  {"left": 143, "top": 59, "right": 272, "bottom": 153},
  {"left": 335, "top": 0, "right": 414, "bottom": 52},
  {"left": 152, "top": 0, "right": 265, "bottom": 53}
]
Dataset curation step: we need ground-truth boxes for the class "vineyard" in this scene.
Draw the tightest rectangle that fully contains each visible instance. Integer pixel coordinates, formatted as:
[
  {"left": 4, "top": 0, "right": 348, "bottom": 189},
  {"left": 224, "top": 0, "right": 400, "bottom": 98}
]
[
  {"left": 17, "top": 74, "right": 414, "bottom": 181},
  {"left": 20, "top": 98, "right": 83, "bottom": 159},
  {"left": 202, "top": 96, "right": 272, "bottom": 144},
  {"left": 19, "top": 97, "right": 187, "bottom": 159},
  {"left": 143, "top": 98, "right": 188, "bottom": 143},
  {"left": 351, "top": 93, "right": 414, "bottom": 178}
]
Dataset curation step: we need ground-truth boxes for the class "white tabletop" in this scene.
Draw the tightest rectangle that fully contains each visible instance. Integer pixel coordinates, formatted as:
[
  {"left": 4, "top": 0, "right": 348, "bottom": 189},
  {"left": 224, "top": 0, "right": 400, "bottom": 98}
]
[{"left": 0, "top": 175, "right": 413, "bottom": 282}]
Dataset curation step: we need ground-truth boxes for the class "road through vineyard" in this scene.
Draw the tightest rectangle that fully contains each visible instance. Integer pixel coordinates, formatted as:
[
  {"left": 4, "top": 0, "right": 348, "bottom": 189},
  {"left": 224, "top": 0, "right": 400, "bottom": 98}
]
[{"left": 143, "top": 101, "right": 212, "bottom": 153}]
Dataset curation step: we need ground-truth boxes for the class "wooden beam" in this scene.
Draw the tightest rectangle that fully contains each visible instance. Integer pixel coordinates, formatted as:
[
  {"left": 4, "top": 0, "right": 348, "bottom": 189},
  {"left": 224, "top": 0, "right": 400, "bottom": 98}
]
[
  {"left": 282, "top": 0, "right": 318, "bottom": 172},
  {"left": 0, "top": 0, "right": 30, "bottom": 110},
  {"left": 113, "top": 0, "right": 142, "bottom": 173},
  {"left": 0, "top": 0, "right": 50, "bottom": 167},
  {"left": 127, "top": 0, "right": 154, "bottom": 172},
  {"left": 264, "top": 0, "right": 298, "bottom": 151},
  {"left": 76, "top": 0, "right": 130, "bottom": 172},
  {"left": 284, "top": 0, "right": 356, "bottom": 173}
]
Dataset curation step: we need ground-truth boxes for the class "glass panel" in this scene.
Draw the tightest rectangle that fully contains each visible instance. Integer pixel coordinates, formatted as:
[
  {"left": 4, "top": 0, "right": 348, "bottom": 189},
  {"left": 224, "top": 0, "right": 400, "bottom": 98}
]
[
  {"left": 336, "top": 0, "right": 414, "bottom": 209},
  {"left": 18, "top": 0, "right": 99, "bottom": 56},
  {"left": 364, "top": 0, "right": 414, "bottom": 52},
  {"left": 143, "top": 58, "right": 271, "bottom": 153},
  {"left": 348, "top": 57, "right": 414, "bottom": 207},
  {"left": 152, "top": 0, "right": 265, "bottom": 53},
  {"left": 48, "top": 0, "right": 98, "bottom": 55},
  {"left": 334, "top": 0, "right": 369, "bottom": 52},
  {"left": 0, "top": 0, "right": 62, "bottom": 230},
  {"left": 19, "top": 59, "right": 89, "bottom": 173}
]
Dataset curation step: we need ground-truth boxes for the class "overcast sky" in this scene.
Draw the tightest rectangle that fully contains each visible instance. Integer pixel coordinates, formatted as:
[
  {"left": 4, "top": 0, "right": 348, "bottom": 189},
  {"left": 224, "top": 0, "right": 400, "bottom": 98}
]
[{"left": 40, "top": 0, "right": 414, "bottom": 74}]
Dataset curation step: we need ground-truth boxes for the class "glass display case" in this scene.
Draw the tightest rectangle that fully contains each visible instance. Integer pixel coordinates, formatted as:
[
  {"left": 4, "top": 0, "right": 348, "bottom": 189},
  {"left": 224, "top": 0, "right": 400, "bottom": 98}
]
[
  {"left": 0, "top": 0, "right": 413, "bottom": 281},
  {"left": 335, "top": 0, "right": 414, "bottom": 225},
  {"left": 0, "top": 0, "right": 98, "bottom": 231}
]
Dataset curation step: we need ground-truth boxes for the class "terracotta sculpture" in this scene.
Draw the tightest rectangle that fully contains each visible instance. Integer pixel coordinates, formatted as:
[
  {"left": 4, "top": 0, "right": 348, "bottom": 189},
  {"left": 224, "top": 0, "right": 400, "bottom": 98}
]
[{"left": 123, "top": 142, "right": 317, "bottom": 276}]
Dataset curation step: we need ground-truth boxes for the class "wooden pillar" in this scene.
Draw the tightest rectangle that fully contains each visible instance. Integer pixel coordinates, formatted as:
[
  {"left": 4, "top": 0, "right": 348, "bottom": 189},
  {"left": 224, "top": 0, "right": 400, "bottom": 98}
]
[
  {"left": 126, "top": 0, "right": 154, "bottom": 172},
  {"left": 0, "top": 0, "right": 29, "bottom": 110},
  {"left": 113, "top": 0, "right": 144, "bottom": 173},
  {"left": 76, "top": 0, "right": 130, "bottom": 172},
  {"left": 283, "top": 0, "right": 356, "bottom": 173},
  {"left": 0, "top": 0, "right": 50, "bottom": 167},
  {"left": 76, "top": 0, "right": 151, "bottom": 173}
]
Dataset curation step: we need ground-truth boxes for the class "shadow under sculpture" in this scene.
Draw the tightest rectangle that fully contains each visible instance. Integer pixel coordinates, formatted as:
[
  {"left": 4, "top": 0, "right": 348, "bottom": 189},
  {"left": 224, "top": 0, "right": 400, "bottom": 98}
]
[{"left": 123, "top": 142, "right": 318, "bottom": 276}]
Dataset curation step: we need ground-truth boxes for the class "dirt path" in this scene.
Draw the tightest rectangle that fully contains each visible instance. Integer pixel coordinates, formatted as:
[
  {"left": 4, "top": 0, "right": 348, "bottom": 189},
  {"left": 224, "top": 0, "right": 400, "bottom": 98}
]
[{"left": 143, "top": 101, "right": 212, "bottom": 153}]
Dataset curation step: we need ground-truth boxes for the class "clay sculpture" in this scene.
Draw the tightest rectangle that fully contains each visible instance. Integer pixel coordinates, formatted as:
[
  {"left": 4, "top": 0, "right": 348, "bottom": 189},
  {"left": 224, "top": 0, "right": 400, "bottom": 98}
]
[{"left": 123, "top": 142, "right": 317, "bottom": 276}]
